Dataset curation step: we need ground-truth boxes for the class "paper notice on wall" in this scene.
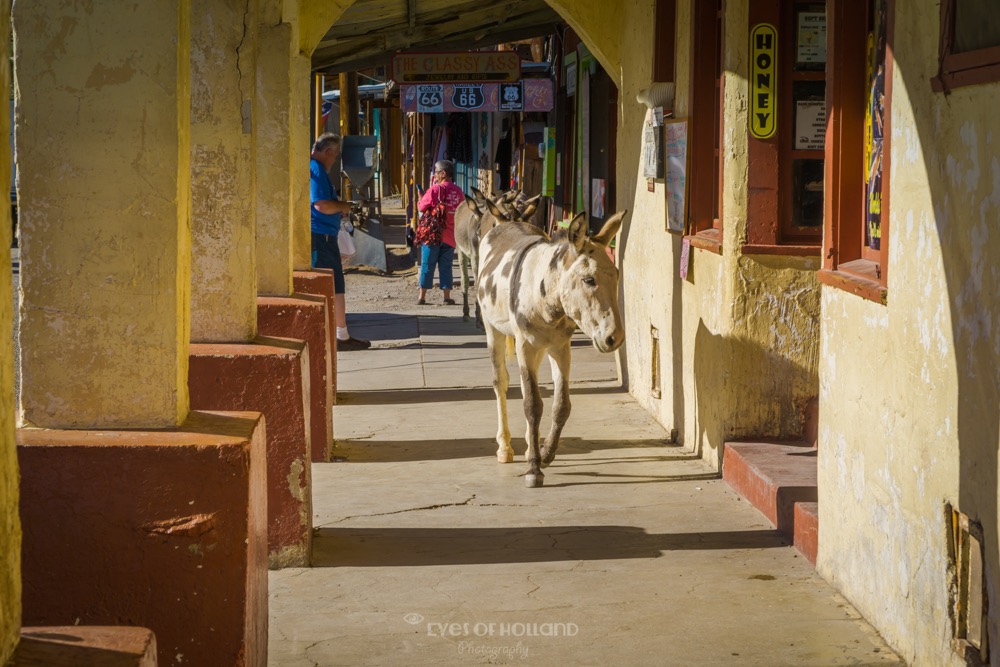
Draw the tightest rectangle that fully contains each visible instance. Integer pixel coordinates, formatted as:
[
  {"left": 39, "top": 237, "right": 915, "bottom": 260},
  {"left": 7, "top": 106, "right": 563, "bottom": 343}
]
[
  {"left": 591, "top": 178, "right": 606, "bottom": 218},
  {"left": 643, "top": 123, "right": 659, "bottom": 179},
  {"left": 795, "top": 101, "right": 826, "bottom": 150},
  {"left": 679, "top": 237, "right": 691, "bottom": 280}
]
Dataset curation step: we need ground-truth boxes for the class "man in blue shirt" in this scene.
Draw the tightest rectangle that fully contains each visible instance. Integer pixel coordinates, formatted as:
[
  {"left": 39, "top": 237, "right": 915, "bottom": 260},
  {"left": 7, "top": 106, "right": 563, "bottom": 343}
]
[{"left": 311, "top": 132, "right": 370, "bottom": 350}]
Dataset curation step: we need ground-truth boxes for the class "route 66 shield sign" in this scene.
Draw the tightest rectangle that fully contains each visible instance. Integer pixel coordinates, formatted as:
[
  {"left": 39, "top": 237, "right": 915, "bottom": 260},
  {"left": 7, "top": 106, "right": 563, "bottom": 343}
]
[
  {"left": 416, "top": 84, "right": 443, "bottom": 112},
  {"left": 451, "top": 85, "right": 485, "bottom": 110}
]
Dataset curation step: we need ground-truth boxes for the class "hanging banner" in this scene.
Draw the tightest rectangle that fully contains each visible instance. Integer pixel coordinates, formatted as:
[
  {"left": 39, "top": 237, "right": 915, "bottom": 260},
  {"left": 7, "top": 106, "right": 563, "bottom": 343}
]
[
  {"left": 750, "top": 23, "right": 777, "bottom": 139},
  {"left": 402, "top": 79, "right": 554, "bottom": 113},
  {"left": 392, "top": 51, "right": 521, "bottom": 83}
]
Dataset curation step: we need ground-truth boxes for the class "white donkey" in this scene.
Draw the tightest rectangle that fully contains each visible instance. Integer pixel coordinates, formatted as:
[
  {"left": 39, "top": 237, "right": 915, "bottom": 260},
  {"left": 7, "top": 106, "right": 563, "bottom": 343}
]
[
  {"left": 455, "top": 188, "right": 539, "bottom": 326},
  {"left": 477, "top": 210, "right": 627, "bottom": 487}
]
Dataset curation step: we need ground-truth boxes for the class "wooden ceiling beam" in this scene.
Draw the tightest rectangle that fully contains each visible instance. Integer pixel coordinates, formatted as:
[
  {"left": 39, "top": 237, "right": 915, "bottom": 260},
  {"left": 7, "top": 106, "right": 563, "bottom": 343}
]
[
  {"left": 313, "top": 4, "right": 558, "bottom": 63},
  {"left": 315, "top": 19, "right": 560, "bottom": 74},
  {"left": 317, "top": 0, "right": 535, "bottom": 44}
]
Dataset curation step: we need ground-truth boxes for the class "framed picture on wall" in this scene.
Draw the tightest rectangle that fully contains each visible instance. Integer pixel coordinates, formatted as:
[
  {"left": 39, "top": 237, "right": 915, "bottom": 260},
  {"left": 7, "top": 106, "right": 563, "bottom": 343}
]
[{"left": 663, "top": 118, "right": 689, "bottom": 235}]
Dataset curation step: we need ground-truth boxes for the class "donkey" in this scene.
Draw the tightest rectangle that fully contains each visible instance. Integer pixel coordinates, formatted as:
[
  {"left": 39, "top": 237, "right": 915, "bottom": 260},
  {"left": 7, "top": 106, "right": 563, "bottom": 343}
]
[
  {"left": 455, "top": 188, "right": 540, "bottom": 327},
  {"left": 477, "top": 209, "right": 627, "bottom": 487}
]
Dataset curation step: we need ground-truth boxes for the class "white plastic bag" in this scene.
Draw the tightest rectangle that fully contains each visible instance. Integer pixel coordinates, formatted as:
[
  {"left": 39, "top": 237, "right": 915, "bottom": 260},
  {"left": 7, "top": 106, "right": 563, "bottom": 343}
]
[{"left": 338, "top": 227, "right": 356, "bottom": 261}]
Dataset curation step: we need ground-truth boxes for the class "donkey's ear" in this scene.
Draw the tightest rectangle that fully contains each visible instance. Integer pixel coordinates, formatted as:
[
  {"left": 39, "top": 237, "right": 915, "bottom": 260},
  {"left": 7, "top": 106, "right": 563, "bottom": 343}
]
[
  {"left": 566, "top": 212, "right": 588, "bottom": 251},
  {"left": 471, "top": 187, "right": 489, "bottom": 205},
  {"left": 464, "top": 196, "right": 482, "bottom": 217},
  {"left": 518, "top": 194, "right": 542, "bottom": 222},
  {"left": 591, "top": 209, "right": 627, "bottom": 246},
  {"left": 485, "top": 198, "right": 507, "bottom": 220},
  {"left": 502, "top": 190, "right": 520, "bottom": 204}
]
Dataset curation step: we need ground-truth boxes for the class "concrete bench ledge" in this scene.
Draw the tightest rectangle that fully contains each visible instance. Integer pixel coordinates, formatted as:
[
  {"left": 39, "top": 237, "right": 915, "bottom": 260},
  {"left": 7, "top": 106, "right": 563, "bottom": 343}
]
[
  {"left": 722, "top": 441, "right": 818, "bottom": 564},
  {"left": 17, "top": 411, "right": 268, "bottom": 667},
  {"left": 293, "top": 270, "right": 339, "bottom": 406},
  {"left": 189, "top": 339, "right": 313, "bottom": 569},
  {"left": 258, "top": 294, "right": 334, "bottom": 463},
  {"left": 10, "top": 626, "right": 157, "bottom": 666}
]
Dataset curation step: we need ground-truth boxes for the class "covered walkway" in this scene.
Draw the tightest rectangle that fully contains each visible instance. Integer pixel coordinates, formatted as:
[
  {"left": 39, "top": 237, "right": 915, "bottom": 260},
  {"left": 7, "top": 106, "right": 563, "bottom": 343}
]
[{"left": 268, "top": 307, "right": 902, "bottom": 665}]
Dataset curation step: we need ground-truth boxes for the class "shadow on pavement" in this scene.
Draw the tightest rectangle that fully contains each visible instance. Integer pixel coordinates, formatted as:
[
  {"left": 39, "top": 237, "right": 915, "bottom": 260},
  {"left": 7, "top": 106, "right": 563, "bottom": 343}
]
[
  {"left": 337, "top": 384, "right": 627, "bottom": 406},
  {"left": 330, "top": 438, "right": 688, "bottom": 463},
  {"left": 310, "top": 526, "right": 790, "bottom": 567}
]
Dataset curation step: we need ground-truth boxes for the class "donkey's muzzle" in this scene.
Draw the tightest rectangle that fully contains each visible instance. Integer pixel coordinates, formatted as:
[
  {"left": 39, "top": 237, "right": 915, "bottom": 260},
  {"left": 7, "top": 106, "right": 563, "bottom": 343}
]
[{"left": 595, "top": 330, "right": 625, "bottom": 353}]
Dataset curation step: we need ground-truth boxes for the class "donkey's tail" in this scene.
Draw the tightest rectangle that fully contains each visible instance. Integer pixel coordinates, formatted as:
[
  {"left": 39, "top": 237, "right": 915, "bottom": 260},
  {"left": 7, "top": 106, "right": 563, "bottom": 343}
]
[{"left": 505, "top": 336, "right": 516, "bottom": 360}]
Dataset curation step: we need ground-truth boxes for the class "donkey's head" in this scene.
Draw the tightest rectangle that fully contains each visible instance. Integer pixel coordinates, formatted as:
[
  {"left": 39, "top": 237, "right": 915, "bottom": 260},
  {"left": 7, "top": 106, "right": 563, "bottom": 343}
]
[
  {"left": 484, "top": 194, "right": 540, "bottom": 223},
  {"left": 553, "top": 210, "right": 627, "bottom": 353}
]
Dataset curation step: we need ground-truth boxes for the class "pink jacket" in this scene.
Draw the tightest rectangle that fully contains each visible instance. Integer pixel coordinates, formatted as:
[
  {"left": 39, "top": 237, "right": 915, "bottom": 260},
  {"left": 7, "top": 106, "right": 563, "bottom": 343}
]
[{"left": 418, "top": 182, "right": 465, "bottom": 248}]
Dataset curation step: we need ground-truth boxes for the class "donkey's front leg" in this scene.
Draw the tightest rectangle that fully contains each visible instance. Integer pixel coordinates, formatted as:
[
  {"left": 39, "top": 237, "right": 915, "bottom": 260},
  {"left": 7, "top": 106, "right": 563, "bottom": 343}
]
[
  {"left": 472, "top": 248, "right": 485, "bottom": 331},
  {"left": 540, "top": 340, "right": 571, "bottom": 468},
  {"left": 516, "top": 343, "right": 546, "bottom": 487},
  {"left": 459, "top": 252, "right": 471, "bottom": 321},
  {"left": 485, "top": 324, "right": 514, "bottom": 462}
]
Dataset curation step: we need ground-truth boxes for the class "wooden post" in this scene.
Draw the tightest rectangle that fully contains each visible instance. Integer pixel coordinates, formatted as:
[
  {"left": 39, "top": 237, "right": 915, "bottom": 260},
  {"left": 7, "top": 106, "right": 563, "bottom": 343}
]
[
  {"left": 338, "top": 71, "right": 359, "bottom": 200},
  {"left": 387, "top": 107, "right": 402, "bottom": 197},
  {"left": 313, "top": 73, "right": 323, "bottom": 138}
]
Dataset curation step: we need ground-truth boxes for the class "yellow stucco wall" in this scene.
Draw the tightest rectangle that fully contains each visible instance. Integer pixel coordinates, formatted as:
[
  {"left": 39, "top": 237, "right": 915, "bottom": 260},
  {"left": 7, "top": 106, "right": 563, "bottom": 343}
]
[
  {"left": 817, "top": 3, "right": 1000, "bottom": 664},
  {"left": 14, "top": 1, "right": 191, "bottom": 429},
  {"left": 190, "top": 0, "right": 259, "bottom": 343},
  {"left": 618, "top": 0, "right": 821, "bottom": 466},
  {"left": 0, "top": 3, "right": 20, "bottom": 660},
  {"left": 544, "top": 1, "right": 621, "bottom": 82},
  {"left": 256, "top": 21, "right": 296, "bottom": 296},
  {"left": 297, "top": 0, "right": 351, "bottom": 56},
  {"left": 290, "top": 53, "right": 313, "bottom": 272}
]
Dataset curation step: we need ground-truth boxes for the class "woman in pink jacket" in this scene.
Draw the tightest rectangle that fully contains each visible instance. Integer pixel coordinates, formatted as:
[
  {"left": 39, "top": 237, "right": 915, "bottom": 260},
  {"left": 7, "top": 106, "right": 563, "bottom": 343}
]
[{"left": 417, "top": 159, "right": 465, "bottom": 305}]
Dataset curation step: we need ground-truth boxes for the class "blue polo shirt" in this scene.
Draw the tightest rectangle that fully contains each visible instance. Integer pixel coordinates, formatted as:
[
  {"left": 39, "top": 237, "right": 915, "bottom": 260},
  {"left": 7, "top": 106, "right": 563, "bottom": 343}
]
[{"left": 310, "top": 158, "right": 342, "bottom": 235}]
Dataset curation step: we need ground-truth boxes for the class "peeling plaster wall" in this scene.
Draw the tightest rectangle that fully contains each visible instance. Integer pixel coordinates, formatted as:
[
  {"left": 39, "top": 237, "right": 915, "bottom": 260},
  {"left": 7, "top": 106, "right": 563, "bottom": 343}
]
[
  {"left": 15, "top": 1, "right": 192, "bottom": 429},
  {"left": 619, "top": 0, "right": 820, "bottom": 467},
  {"left": 817, "top": 4, "right": 1000, "bottom": 664},
  {"left": 0, "top": 2, "right": 19, "bottom": 659},
  {"left": 190, "top": 0, "right": 259, "bottom": 342}
]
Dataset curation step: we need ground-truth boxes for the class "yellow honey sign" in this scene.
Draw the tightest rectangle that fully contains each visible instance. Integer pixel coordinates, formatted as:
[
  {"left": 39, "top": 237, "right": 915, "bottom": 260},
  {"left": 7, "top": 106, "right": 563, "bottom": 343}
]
[{"left": 750, "top": 24, "right": 777, "bottom": 139}]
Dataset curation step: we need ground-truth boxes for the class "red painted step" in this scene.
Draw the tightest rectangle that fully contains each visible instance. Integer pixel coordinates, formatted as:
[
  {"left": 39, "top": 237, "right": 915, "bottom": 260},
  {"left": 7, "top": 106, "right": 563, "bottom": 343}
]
[{"left": 723, "top": 441, "right": 818, "bottom": 564}]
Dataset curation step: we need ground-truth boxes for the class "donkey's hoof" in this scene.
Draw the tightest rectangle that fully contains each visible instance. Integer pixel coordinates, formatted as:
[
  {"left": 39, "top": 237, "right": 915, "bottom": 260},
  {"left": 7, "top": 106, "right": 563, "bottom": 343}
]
[
  {"left": 524, "top": 472, "right": 544, "bottom": 488},
  {"left": 497, "top": 449, "right": 515, "bottom": 463},
  {"left": 540, "top": 450, "right": 556, "bottom": 467}
]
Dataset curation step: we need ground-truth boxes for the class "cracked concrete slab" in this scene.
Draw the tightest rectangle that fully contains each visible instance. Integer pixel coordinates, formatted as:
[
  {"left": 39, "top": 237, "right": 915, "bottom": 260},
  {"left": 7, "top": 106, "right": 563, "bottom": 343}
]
[{"left": 269, "top": 309, "right": 902, "bottom": 666}]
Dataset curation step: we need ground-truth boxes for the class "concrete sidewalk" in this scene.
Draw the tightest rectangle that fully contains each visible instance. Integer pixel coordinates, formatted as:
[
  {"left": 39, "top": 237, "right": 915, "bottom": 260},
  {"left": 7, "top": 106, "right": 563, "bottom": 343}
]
[{"left": 269, "top": 307, "right": 903, "bottom": 666}]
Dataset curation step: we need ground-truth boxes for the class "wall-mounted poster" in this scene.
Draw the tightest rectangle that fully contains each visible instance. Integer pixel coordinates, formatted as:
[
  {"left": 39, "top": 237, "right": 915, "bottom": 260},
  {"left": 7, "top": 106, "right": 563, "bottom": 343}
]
[
  {"left": 797, "top": 12, "right": 827, "bottom": 64},
  {"left": 795, "top": 100, "right": 826, "bottom": 150},
  {"left": 565, "top": 53, "right": 577, "bottom": 97},
  {"left": 642, "top": 107, "right": 663, "bottom": 179},
  {"left": 663, "top": 119, "right": 689, "bottom": 234},
  {"left": 592, "top": 178, "right": 606, "bottom": 218}
]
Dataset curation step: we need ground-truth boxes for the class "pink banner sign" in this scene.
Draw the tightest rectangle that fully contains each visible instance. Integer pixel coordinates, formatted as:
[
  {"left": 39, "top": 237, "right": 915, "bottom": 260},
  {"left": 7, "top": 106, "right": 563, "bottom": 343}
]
[{"left": 402, "top": 79, "right": 554, "bottom": 113}]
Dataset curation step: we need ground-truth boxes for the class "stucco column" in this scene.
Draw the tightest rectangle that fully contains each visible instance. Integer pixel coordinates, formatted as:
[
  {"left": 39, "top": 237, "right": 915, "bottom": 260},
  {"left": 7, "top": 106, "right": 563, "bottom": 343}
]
[
  {"left": 0, "top": 3, "right": 18, "bottom": 661},
  {"left": 256, "top": 22, "right": 296, "bottom": 296},
  {"left": 14, "top": 2, "right": 192, "bottom": 429},
  {"left": 190, "top": 0, "right": 259, "bottom": 342},
  {"left": 290, "top": 52, "right": 313, "bottom": 272}
]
